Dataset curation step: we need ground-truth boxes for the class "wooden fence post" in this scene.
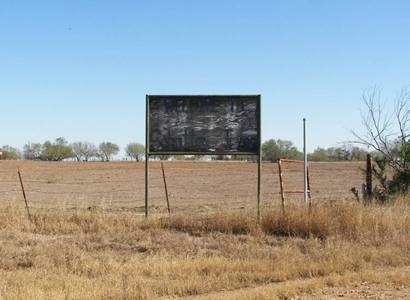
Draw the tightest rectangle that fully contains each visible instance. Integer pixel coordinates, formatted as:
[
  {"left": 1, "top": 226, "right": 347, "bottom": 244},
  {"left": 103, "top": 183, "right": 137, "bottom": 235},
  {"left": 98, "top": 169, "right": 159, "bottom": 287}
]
[
  {"left": 278, "top": 159, "right": 285, "bottom": 212},
  {"left": 307, "top": 164, "right": 312, "bottom": 209},
  {"left": 17, "top": 168, "right": 33, "bottom": 223},
  {"left": 366, "top": 154, "right": 373, "bottom": 200},
  {"left": 277, "top": 159, "right": 312, "bottom": 210},
  {"left": 161, "top": 162, "right": 171, "bottom": 215}
]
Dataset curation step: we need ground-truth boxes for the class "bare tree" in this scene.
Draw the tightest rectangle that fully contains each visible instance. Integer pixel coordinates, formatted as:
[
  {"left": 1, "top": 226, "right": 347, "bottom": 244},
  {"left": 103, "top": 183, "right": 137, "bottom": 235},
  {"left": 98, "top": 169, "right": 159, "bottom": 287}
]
[
  {"left": 83, "top": 143, "right": 98, "bottom": 161},
  {"left": 352, "top": 87, "right": 410, "bottom": 196},
  {"left": 71, "top": 142, "right": 84, "bottom": 162},
  {"left": 23, "top": 142, "right": 42, "bottom": 160},
  {"left": 352, "top": 87, "right": 409, "bottom": 170},
  {"left": 395, "top": 89, "right": 410, "bottom": 170}
]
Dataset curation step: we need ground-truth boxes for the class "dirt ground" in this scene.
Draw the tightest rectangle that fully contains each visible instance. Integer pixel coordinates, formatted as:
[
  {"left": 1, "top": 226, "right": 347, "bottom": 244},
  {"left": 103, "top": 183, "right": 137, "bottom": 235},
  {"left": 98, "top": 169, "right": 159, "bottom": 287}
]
[
  {"left": 302, "top": 283, "right": 410, "bottom": 300},
  {"left": 0, "top": 160, "right": 365, "bottom": 213},
  {"left": 187, "top": 267, "right": 410, "bottom": 300}
]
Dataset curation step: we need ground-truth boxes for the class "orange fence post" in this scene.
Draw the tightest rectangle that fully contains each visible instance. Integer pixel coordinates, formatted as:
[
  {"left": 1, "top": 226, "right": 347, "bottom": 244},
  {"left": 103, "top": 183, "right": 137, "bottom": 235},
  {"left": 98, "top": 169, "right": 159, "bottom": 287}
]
[{"left": 277, "top": 159, "right": 312, "bottom": 208}]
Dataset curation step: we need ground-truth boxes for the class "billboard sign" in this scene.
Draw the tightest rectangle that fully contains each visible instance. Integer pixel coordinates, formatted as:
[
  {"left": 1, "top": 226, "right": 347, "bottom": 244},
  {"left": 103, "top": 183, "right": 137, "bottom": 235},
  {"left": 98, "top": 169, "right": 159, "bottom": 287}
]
[{"left": 147, "top": 95, "right": 261, "bottom": 155}]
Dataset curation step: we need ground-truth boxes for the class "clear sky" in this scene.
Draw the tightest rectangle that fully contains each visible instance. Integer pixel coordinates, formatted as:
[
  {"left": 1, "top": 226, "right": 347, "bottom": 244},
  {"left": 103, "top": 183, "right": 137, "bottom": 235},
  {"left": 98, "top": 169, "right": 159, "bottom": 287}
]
[{"left": 1, "top": 1, "right": 410, "bottom": 154}]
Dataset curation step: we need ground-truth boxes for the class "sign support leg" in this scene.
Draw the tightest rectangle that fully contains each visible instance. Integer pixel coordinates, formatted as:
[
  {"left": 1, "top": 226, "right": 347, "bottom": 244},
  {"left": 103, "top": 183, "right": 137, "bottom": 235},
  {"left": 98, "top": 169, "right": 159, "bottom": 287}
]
[
  {"left": 303, "top": 118, "right": 308, "bottom": 207},
  {"left": 145, "top": 94, "right": 150, "bottom": 218},
  {"left": 257, "top": 154, "right": 262, "bottom": 223},
  {"left": 145, "top": 154, "right": 149, "bottom": 218},
  {"left": 257, "top": 97, "right": 262, "bottom": 223}
]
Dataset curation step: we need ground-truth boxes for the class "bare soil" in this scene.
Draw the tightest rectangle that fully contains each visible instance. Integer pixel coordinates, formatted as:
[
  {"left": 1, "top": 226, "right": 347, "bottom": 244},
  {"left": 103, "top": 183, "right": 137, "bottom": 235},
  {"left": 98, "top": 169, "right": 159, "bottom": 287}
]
[
  {"left": 300, "top": 279, "right": 410, "bottom": 300},
  {"left": 185, "top": 267, "right": 410, "bottom": 299},
  {"left": 0, "top": 160, "right": 365, "bottom": 213}
]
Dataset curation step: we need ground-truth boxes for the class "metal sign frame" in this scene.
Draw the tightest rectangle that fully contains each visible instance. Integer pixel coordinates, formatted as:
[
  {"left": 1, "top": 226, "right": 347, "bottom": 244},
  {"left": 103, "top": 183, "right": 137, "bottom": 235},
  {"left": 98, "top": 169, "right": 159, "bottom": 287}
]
[{"left": 145, "top": 95, "right": 262, "bottom": 219}]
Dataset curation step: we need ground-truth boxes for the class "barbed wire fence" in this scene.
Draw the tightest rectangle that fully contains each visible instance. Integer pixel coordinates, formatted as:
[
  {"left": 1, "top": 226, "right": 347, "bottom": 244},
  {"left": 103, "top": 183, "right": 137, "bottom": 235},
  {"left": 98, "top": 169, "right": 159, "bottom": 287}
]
[{"left": 0, "top": 162, "right": 363, "bottom": 216}]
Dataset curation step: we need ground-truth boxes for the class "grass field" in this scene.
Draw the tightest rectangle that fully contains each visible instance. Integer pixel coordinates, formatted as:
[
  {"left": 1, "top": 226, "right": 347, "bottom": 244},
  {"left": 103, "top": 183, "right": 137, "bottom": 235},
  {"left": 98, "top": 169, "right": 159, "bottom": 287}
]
[{"left": 0, "top": 161, "right": 409, "bottom": 299}]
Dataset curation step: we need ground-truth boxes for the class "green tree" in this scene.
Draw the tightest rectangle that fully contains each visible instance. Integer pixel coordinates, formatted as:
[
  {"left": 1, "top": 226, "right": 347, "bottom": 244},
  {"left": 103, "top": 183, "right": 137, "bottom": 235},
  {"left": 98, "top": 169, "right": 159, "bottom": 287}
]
[
  {"left": 327, "top": 147, "right": 349, "bottom": 161},
  {"left": 41, "top": 138, "right": 74, "bottom": 161},
  {"left": 98, "top": 142, "right": 120, "bottom": 161},
  {"left": 349, "top": 146, "right": 368, "bottom": 161},
  {"left": 262, "top": 139, "right": 302, "bottom": 162},
  {"left": 125, "top": 143, "right": 145, "bottom": 161},
  {"left": 309, "top": 147, "right": 329, "bottom": 161},
  {"left": 309, "top": 145, "right": 368, "bottom": 161},
  {"left": 0, "top": 145, "right": 20, "bottom": 160}
]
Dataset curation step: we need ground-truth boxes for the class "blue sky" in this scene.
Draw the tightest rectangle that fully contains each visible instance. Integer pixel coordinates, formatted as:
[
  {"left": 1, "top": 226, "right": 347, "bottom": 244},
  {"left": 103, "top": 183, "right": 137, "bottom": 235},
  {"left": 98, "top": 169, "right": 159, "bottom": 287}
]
[{"left": 1, "top": 1, "right": 410, "bottom": 154}]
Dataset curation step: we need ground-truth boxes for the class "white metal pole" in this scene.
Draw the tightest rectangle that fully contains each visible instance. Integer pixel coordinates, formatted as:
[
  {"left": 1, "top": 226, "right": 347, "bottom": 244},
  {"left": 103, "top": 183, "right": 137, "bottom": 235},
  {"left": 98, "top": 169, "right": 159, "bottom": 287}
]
[{"left": 303, "top": 118, "right": 308, "bottom": 206}]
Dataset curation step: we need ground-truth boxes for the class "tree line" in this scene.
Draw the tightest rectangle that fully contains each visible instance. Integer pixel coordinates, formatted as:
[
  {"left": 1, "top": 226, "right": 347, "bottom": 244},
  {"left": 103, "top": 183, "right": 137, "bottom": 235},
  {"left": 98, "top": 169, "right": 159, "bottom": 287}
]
[
  {"left": 1, "top": 138, "right": 368, "bottom": 162},
  {"left": 261, "top": 140, "right": 368, "bottom": 162},
  {"left": 0, "top": 138, "right": 145, "bottom": 162}
]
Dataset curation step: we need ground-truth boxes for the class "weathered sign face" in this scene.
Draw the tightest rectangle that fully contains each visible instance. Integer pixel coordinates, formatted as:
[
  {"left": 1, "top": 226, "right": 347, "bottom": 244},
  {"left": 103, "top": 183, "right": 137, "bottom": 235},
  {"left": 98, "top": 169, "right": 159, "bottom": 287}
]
[{"left": 147, "top": 95, "right": 260, "bottom": 154}]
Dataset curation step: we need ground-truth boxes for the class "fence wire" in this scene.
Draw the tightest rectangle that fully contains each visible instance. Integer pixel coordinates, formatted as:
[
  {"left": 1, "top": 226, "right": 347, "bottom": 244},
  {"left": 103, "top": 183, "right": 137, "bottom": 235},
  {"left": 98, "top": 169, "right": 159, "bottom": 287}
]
[{"left": 0, "top": 161, "right": 364, "bottom": 213}]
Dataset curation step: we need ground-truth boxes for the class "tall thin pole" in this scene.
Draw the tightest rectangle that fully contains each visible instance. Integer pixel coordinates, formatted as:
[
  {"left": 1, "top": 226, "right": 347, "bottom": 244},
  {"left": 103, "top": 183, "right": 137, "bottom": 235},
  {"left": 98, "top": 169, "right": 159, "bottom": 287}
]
[
  {"left": 303, "top": 118, "right": 308, "bottom": 206},
  {"left": 145, "top": 95, "right": 150, "bottom": 218}
]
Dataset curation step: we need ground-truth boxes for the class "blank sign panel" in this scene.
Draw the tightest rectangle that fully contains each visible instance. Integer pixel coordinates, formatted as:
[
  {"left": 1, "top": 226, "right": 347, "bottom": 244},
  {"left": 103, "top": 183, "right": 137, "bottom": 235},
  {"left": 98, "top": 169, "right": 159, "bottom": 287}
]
[{"left": 147, "top": 95, "right": 260, "bottom": 155}]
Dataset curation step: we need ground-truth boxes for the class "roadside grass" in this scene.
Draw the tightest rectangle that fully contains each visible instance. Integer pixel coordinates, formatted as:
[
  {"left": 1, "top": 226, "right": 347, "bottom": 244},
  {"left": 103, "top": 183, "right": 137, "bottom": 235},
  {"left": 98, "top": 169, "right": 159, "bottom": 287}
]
[{"left": 0, "top": 197, "right": 409, "bottom": 299}]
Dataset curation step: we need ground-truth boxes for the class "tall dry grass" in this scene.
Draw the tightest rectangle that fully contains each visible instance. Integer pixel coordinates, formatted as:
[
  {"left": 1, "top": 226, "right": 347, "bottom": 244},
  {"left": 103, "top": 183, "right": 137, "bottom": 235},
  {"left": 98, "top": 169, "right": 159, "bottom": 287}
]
[
  {"left": 0, "top": 198, "right": 409, "bottom": 299},
  {"left": 161, "top": 199, "right": 410, "bottom": 243}
]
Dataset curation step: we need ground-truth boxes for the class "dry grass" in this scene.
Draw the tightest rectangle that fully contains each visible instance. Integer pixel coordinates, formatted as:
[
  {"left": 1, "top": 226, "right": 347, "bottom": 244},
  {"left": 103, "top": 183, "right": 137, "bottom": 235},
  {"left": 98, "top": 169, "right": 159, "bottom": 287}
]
[{"left": 0, "top": 198, "right": 409, "bottom": 299}]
